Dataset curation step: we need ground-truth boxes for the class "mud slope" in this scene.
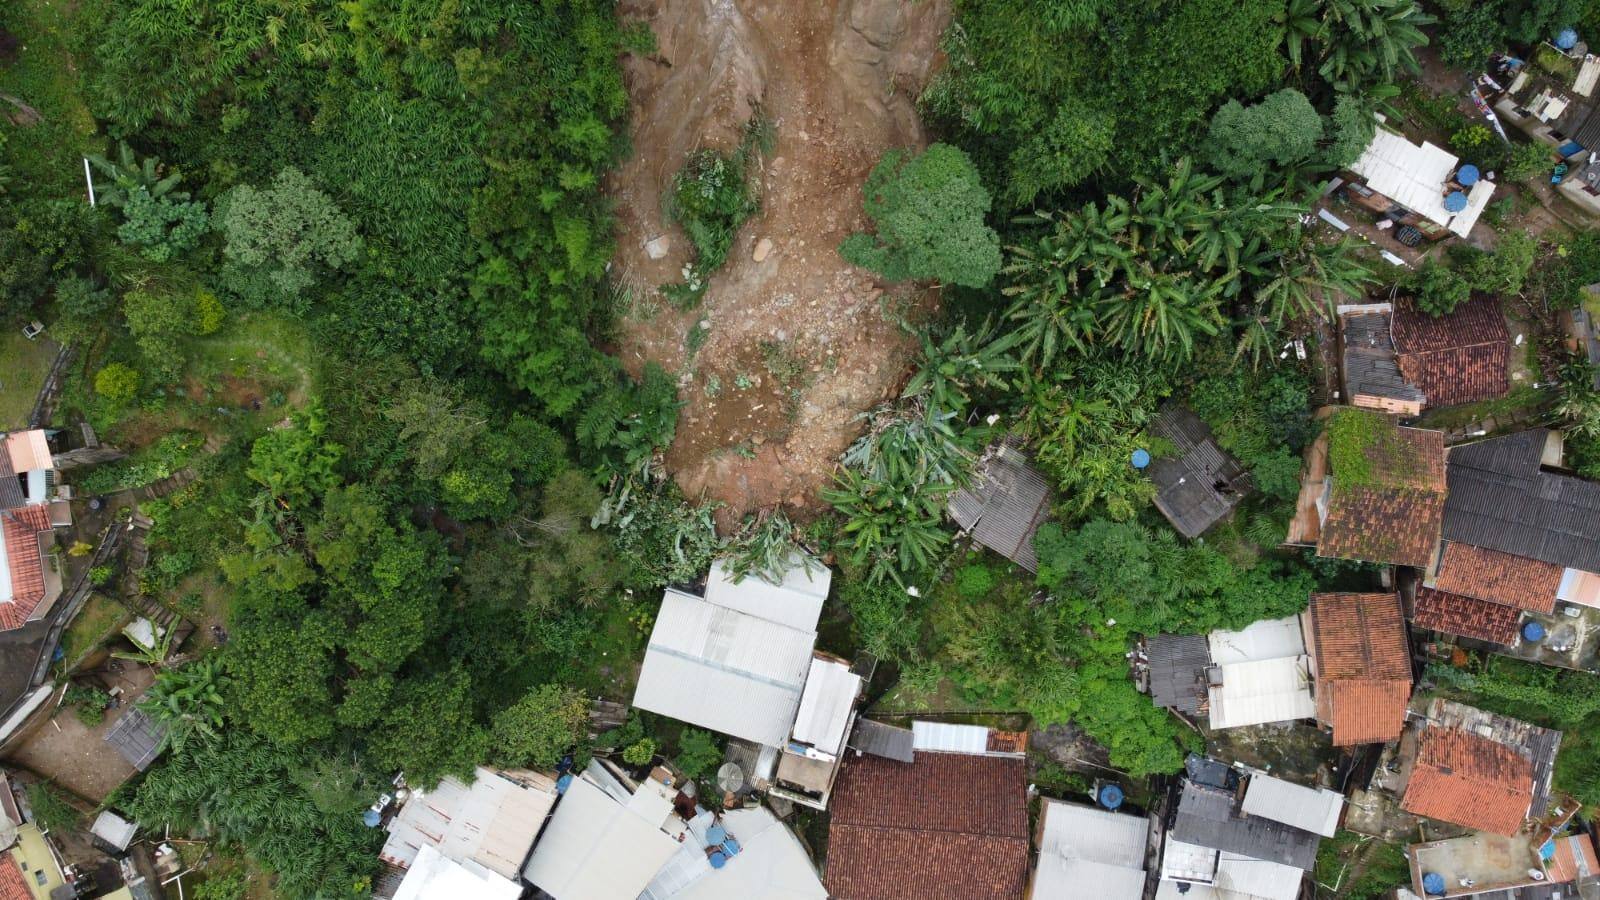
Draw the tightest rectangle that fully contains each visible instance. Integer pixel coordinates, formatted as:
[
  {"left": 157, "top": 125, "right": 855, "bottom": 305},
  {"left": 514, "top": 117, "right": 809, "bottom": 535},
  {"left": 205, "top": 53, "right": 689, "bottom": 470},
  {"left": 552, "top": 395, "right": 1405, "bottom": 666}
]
[{"left": 610, "top": 0, "right": 950, "bottom": 524}]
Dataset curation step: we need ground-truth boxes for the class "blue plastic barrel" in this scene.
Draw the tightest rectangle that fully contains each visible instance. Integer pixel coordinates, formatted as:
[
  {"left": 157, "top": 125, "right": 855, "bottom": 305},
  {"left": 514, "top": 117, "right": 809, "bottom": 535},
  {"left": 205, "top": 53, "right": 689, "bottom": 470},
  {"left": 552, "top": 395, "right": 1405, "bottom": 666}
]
[
  {"left": 709, "top": 851, "right": 727, "bottom": 869},
  {"left": 1131, "top": 449, "right": 1151, "bottom": 470},
  {"left": 706, "top": 824, "right": 727, "bottom": 845},
  {"left": 1523, "top": 620, "right": 1547, "bottom": 642},
  {"left": 1458, "top": 164, "right": 1480, "bottom": 186},
  {"left": 556, "top": 774, "right": 574, "bottom": 794},
  {"left": 362, "top": 808, "right": 382, "bottom": 828},
  {"left": 1557, "top": 28, "right": 1579, "bottom": 50},
  {"left": 723, "top": 837, "right": 742, "bottom": 856},
  {"left": 1098, "top": 784, "right": 1125, "bottom": 810},
  {"left": 1423, "top": 872, "right": 1446, "bottom": 895},
  {"left": 1444, "top": 191, "right": 1469, "bottom": 213}
]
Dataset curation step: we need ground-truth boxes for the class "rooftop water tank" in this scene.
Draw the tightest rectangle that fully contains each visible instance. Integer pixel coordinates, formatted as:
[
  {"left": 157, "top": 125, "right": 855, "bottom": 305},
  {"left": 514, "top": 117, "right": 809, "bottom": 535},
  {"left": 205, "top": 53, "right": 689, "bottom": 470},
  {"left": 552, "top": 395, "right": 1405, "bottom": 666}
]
[
  {"left": 1523, "top": 620, "right": 1547, "bottom": 642},
  {"left": 723, "top": 837, "right": 742, "bottom": 856},
  {"left": 1423, "top": 872, "right": 1447, "bottom": 895},
  {"left": 1098, "top": 784, "right": 1125, "bottom": 810},
  {"left": 556, "top": 773, "right": 574, "bottom": 794},
  {"left": 707, "top": 824, "right": 727, "bottom": 845},
  {"left": 362, "top": 808, "right": 382, "bottom": 828},
  {"left": 709, "top": 850, "right": 728, "bottom": 869},
  {"left": 1444, "top": 191, "right": 1469, "bottom": 213},
  {"left": 1131, "top": 449, "right": 1151, "bottom": 469},
  {"left": 1458, "top": 164, "right": 1480, "bottom": 186},
  {"left": 1557, "top": 28, "right": 1580, "bottom": 50}
]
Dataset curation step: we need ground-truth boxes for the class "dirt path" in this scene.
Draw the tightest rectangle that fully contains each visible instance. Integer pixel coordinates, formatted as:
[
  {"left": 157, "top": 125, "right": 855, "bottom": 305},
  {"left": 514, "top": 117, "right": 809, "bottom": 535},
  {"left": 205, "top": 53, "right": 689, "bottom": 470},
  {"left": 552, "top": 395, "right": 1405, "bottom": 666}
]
[{"left": 610, "top": 0, "right": 950, "bottom": 525}]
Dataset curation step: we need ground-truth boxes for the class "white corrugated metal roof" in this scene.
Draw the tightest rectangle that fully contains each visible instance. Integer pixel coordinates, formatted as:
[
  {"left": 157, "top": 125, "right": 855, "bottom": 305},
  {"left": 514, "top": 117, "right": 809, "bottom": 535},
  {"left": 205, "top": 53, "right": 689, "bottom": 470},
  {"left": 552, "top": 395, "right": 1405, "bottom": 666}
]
[
  {"left": 90, "top": 811, "right": 136, "bottom": 851},
  {"left": 1446, "top": 179, "right": 1496, "bottom": 238},
  {"left": 1033, "top": 800, "right": 1149, "bottom": 900},
  {"left": 911, "top": 721, "right": 989, "bottom": 754},
  {"left": 380, "top": 767, "right": 558, "bottom": 880},
  {"left": 394, "top": 844, "right": 524, "bottom": 900},
  {"left": 1160, "top": 836, "right": 1219, "bottom": 883},
  {"left": 638, "top": 807, "right": 825, "bottom": 900},
  {"left": 1350, "top": 128, "right": 1459, "bottom": 228},
  {"left": 522, "top": 774, "right": 683, "bottom": 900},
  {"left": 703, "top": 554, "right": 831, "bottom": 632},
  {"left": 1576, "top": 54, "right": 1600, "bottom": 97},
  {"left": 633, "top": 590, "right": 816, "bottom": 746},
  {"left": 1215, "top": 851, "right": 1306, "bottom": 900},
  {"left": 1207, "top": 657, "right": 1316, "bottom": 729},
  {"left": 1240, "top": 774, "right": 1343, "bottom": 837},
  {"left": 1208, "top": 617, "right": 1306, "bottom": 665},
  {"left": 791, "top": 658, "right": 860, "bottom": 752}
]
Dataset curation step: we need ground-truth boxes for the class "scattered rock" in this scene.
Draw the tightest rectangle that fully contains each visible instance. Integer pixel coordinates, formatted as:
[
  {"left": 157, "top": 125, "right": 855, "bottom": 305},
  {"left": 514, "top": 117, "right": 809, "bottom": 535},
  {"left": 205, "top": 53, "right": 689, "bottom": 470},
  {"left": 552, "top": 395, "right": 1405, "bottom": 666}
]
[
  {"left": 645, "top": 235, "right": 671, "bottom": 260},
  {"left": 699, "top": 319, "right": 712, "bottom": 330},
  {"left": 752, "top": 237, "right": 774, "bottom": 262}
]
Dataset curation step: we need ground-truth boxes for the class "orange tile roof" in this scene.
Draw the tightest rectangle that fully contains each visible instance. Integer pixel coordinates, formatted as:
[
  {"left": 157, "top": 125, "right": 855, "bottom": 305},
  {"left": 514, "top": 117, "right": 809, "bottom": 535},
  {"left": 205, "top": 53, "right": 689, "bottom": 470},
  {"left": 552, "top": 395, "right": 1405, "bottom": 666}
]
[
  {"left": 1433, "top": 542, "right": 1561, "bottom": 613},
  {"left": 1308, "top": 593, "right": 1412, "bottom": 745},
  {"left": 0, "top": 855, "right": 28, "bottom": 900},
  {"left": 1548, "top": 833, "right": 1600, "bottom": 884},
  {"left": 1401, "top": 728, "right": 1534, "bottom": 836},
  {"left": 1413, "top": 587, "right": 1523, "bottom": 644},
  {"left": 0, "top": 506, "right": 55, "bottom": 631},
  {"left": 1319, "top": 485, "right": 1445, "bottom": 568}
]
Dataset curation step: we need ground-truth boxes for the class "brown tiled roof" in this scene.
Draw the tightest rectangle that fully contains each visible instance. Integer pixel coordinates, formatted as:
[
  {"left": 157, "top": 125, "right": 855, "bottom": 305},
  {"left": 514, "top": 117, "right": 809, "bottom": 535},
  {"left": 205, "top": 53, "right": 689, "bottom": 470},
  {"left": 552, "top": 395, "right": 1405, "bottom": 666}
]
[
  {"left": 826, "top": 753, "right": 1029, "bottom": 900},
  {"left": 1319, "top": 485, "right": 1445, "bottom": 568},
  {"left": 1401, "top": 727, "right": 1534, "bottom": 836},
  {"left": 0, "top": 506, "right": 54, "bottom": 631},
  {"left": 1308, "top": 593, "right": 1412, "bottom": 745},
  {"left": 1393, "top": 294, "right": 1510, "bottom": 408},
  {"left": 1433, "top": 542, "right": 1561, "bottom": 613},
  {"left": 0, "top": 856, "right": 28, "bottom": 900},
  {"left": 1413, "top": 587, "right": 1522, "bottom": 644}
]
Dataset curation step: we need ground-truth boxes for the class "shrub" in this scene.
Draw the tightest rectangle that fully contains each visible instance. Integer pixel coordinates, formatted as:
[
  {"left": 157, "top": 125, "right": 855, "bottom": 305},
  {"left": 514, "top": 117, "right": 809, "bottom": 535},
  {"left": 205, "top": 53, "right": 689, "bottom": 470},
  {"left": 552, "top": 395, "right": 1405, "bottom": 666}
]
[
  {"left": 117, "top": 188, "right": 208, "bottom": 262},
  {"left": 673, "top": 728, "right": 721, "bottom": 781},
  {"left": 1504, "top": 141, "right": 1553, "bottom": 182},
  {"left": 622, "top": 737, "right": 657, "bottom": 767},
  {"left": 840, "top": 144, "right": 1001, "bottom": 289},
  {"left": 215, "top": 167, "right": 361, "bottom": 308},
  {"left": 27, "top": 782, "right": 78, "bottom": 833},
  {"left": 1204, "top": 89, "right": 1322, "bottom": 178},
  {"left": 193, "top": 289, "right": 225, "bottom": 335},
  {"left": 1409, "top": 261, "right": 1471, "bottom": 317},
  {"left": 488, "top": 685, "right": 590, "bottom": 769},
  {"left": 94, "top": 363, "right": 141, "bottom": 403}
]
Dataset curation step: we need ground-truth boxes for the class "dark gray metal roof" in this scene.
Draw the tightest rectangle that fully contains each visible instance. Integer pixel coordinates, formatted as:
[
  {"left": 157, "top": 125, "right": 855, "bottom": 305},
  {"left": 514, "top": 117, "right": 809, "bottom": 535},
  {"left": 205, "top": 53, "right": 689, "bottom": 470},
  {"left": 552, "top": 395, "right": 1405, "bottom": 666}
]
[
  {"left": 104, "top": 708, "right": 166, "bottom": 771},
  {"left": 848, "top": 719, "right": 914, "bottom": 763},
  {"left": 1343, "top": 312, "right": 1425, "bottom": 404},
  {"left": 1147, "top": 634, "right": 1210, "bottom": 715},
  {"left": 1169, "top": 782, "right": 1321, "bottom": 870},
  {"left": 948, "top": 440, "right": 1052, "bottom": 571},
  {"left": 0, "top": 444, "right": 25, "bottom": 511},
  {"left": 1443, "top": 430, "right": 1600, "bottom": 572},
  {"left": 1147, "top": 406, "right": 1249, "bottom": 539}
]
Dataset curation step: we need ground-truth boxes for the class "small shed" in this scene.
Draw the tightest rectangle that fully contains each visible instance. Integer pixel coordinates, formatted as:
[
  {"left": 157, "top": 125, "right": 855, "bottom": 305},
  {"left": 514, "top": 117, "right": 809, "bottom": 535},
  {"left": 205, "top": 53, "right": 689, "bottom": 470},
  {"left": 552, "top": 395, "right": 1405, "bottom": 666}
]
[
  {"left": 1146, "top": 405, "right": 1250, "bottom": 539},
  {"left": 89, "top": 810, "right": 138, "bottom": 854},
  {"left": 948, "top": 439, "right": 1052, "bottom": 571},
  {"left": 1145, "top": 633, "right": 1210, "bottom": 716},
  {"left": 104, "top": 709, "right": 166, "bottom": 771}
]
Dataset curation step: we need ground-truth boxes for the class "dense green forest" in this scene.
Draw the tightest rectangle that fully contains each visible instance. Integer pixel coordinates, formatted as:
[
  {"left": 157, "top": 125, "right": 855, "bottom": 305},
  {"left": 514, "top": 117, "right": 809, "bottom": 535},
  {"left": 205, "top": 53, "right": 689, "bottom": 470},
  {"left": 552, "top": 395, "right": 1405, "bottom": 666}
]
[{"left": 6, "top": 0, "right": 1600, "bottom": 895}]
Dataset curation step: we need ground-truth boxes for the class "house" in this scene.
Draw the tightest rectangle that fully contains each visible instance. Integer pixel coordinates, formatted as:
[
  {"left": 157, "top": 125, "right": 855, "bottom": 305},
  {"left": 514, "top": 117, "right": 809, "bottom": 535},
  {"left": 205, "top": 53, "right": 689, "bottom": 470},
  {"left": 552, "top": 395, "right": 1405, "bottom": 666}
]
[
  {"left": 1143, "top": 633, "right": 1210, "bottom": 718},
  {"left": 1158, "top": 756, "right": 1339, "bottom": 900},
  {"left": 376, "top": 767, "right": 559, "bottom": 899},
  {"left": 1303, "top": 592, "right": 1413, "bottom": 746},
  {"left": 1399, "top": 699, "right": 1560, "bottom": 837},
  {"left": 1408, "top": 828, "right": 1600, "bottom": 900},
  {"left": 522, "top": 760, "right": 687, "bottom": 899},
  {"left": 1204, "top": 616, "right": 1316, "bottom": 730},
  {"left": 1029, "top": 798, "right": 1151, "bottom": 900},
  {"left": 948, "top": 438, "right": 1052, "bottom": 571},
  {"left": 0, "top": 430, "right": 71, "bottom": 633},
  {"left": 1312, "top": 409, "right": 1447, "bottom": 569},
  {"left": 638, "top": 805, "right": 826, "bottom": 900},
  {"left": 1145, "top": 404, "right": 1251, "bottom": 539},
  {"left": 768, "top": 655, "right": 863, "bottom": 810},
  {"left": 1342, "top": 306, "right": 1424, "bottom": 416},
  {"left": 632, "top": 554, "right": 832, "bottom": 748},
  {"left": 1392, "top": 294, "right": 1511, "bottom": 409},
  {"left": 2, "top": 818, "right": 67, "bottom": 900},
  {"left": 1343, "top": 126, "right": 1496, "bottom": 240},
  {"left": 825, "top": 729, "right": 1030, "bottom": 900}
]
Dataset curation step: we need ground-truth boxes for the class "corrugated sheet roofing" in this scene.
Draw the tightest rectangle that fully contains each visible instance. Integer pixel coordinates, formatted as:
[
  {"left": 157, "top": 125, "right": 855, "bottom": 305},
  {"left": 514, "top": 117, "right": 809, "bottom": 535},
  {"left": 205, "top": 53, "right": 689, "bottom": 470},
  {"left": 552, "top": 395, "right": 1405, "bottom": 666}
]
[
  {"left": 1032, "top": 800, "right": 1149, "bottom": 900},
  {"left": 392, "top": 844, "right": 522, "bottom": 900},
  {"left": 1350, "top": 127, "right": 1495, "bottom": 236},
  {"left": 790, "top": 658, "right": 859, "bottom": 752},
  {"left": 948, "top": 440, "right": 1052, "bottom": 571},
  {"left": 1206, "top": 656, "right": 1316, "bottom": 729},
  {"left": 703, "top": 554, "right": 829, "bottom": 633},
  {"left": 1240, "top": 774, "right": 1343, "bottom": 837},
  {"left": 104, "top": 708, "right": 165, "bottom": 771},
  {"left": 846, "top": 719, "right": 914, "bottom": 763},
  {"left": 633, "top": 588, "right": 815, "bottom": 746},
  {"left": 1147, "top": 633, "right": 1210, "bottom": 716},
  {"left": 1444, "top": 430, "right": 1600, "bottom": 572},
  {"left": 1169, "top": 782, "right": 1321, "bottom": 870},
  {"left": 1147, "top": 405, "right": 1250, "bottom": 539},
  {"left": 521, "top": 769, "right": 682, "bottom": 900},
  {"left": 911, "top": 721, "right": 990, "bottom": 755},
  {"left": 1208, "top": 617, "right": 1306, "bottom": 666},
  {"left": 379, "top": 767, "right": 557, "bottom": 880},
  {"left": 640, "top": 806, "right": 825, "bottom": 900}
]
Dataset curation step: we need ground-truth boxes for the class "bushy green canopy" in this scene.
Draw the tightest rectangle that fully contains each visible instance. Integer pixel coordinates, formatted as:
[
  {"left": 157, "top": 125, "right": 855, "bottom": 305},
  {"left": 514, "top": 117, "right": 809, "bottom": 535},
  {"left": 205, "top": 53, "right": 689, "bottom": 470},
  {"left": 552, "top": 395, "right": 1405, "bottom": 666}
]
[{"left": 840, "top": 143, "right": 1001, "bottom": 289}]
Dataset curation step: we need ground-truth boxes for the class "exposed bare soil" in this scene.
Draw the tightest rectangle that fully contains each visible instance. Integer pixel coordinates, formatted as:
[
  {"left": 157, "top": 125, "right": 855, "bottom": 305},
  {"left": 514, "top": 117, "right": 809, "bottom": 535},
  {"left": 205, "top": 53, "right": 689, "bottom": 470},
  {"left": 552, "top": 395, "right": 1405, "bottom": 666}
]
[{"left": 610, "top": 0, "right": 950, "bottom": 525}]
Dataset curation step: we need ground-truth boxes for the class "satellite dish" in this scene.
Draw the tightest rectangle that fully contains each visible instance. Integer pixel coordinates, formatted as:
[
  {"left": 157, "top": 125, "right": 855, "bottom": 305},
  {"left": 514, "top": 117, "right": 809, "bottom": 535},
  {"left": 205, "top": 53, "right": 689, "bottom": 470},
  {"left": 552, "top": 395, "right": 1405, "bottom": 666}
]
[{"left": 716, "top": 763, "right": 745, "bottom": 794}]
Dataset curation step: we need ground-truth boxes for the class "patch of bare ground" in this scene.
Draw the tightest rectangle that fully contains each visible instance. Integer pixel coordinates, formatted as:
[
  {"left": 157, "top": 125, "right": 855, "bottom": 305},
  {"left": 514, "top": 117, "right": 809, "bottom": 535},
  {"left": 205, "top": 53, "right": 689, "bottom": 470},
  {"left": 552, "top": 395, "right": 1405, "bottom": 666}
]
[{"left": 610, "top": 0, "right": 951, "bottom": 526}]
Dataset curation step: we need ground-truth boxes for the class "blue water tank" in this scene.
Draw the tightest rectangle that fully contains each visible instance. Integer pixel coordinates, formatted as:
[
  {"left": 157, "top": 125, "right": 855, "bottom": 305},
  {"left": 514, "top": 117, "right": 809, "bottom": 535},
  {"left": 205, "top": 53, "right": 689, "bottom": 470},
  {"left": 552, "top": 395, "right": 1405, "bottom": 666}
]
[
  {"left": 1099, "top": 784, "right": 1125, "bottom": 810},
  {"left": 1524, "top": 620, "right": 1547, "bottom": 642},
  {"left": 706, "top": 824, "right": 727, "bottom": 845},
  {"left": 1131, "top": 449, "right": 1151, "bottom": 470},
  {"left": 556, "top": 774, "right": 574, "bottom": 794},
  {"left": 709, "top": 851, "right": 728, "bottom": 869},
  {"left": 1557, "top": 28, "right": 1580, "bottom": 50},
  {"left": 1458, "top": 164, "right": 1480, "bottom": 186},
  {"left": 362, "top": 808, "right": 382, "bottom": 828},
  {"left": 1444, "top": 191, "right": 1469, "bottom": 213},
  {"left": 1542, "top": 839, "right": 1557, "bottom": 860},
  {"left": 1423, "top": 872, "right": 1447, "bottom": 895},
  {"left": 723, "top": 837, "right": 742, "bottom": 856}
]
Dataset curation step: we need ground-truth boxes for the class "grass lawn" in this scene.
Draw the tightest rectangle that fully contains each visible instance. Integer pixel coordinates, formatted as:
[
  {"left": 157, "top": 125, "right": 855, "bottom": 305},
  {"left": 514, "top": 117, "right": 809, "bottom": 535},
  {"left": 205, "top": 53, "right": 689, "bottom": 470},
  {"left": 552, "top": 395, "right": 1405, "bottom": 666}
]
[
  {"left": 0, "top": 0, "right": 102, "bottom": 196},
  {"left": 0, "top": 332, "right": 58, "bottom": 429},
  {"left": 59, "top": 593, "right": 132, "bottom": 672},
  {"left": 186, "top": 313, "right": 319, "bottom": 411}
]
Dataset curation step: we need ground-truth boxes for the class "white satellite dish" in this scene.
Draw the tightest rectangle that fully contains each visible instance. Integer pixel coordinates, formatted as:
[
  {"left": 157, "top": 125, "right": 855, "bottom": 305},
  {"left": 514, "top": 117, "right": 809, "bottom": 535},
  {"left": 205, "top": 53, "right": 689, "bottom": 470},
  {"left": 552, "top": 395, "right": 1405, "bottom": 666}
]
[{"left": 716, "top": 763, "right": 745, "bottom": 794}]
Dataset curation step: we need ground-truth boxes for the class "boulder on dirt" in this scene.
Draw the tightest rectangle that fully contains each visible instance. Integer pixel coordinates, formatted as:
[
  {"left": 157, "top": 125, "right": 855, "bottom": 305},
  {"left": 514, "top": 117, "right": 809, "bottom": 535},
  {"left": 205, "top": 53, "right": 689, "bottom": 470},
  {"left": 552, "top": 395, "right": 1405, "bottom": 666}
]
[
  {"left": 752, "top": 237, "right": 774, "bottom": 262},
  {"left": 645, "top": 235, "right": 671, "bottom": 260}
]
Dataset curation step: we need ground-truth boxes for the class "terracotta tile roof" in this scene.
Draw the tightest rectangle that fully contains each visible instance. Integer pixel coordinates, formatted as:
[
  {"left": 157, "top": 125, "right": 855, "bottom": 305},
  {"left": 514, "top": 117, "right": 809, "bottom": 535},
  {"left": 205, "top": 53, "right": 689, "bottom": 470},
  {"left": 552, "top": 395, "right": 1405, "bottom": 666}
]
[
  {"left": 1413, "top": 587, "right": 1522, "bottom": 644},
  {"left": 1433, "top": 542, "right": 1561, "bottom": 613},
  {"left": 1401, "top": 728, "right": 1534, "bottom": 836},
  {"left": 1319, "top": 415, "right": 1447, "bottom": 568},
  {"left": 1319, "top": 485, "right": 1445, "bottom": 568},
  {"left": 826, "top": 753, "right": 1029, "bottom": 900},
  {"left": 1308, "top": 593, "right": 1412, "bottom": 745},
  {"left": 0, "top": 506, "right": 54, "bottom": 631},
  {"left": 0, "top": 855, "right": 28, "bottom": 900},
  {"left": 1548, "top": 833, "right": 1600, "bottom": 884},
  {"left": 1392, "top": 294, "right": 1510, "bottom": 408}
]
